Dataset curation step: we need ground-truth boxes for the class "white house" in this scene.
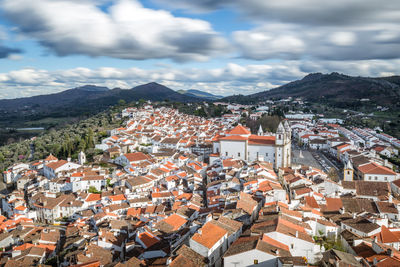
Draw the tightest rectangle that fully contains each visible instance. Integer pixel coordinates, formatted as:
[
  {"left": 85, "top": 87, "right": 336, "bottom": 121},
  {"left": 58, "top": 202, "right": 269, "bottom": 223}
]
[
  {"left": 357, "top": 162, "right": 397, "bottom": 182},
  {"left": 214, "top": 121, "right": 291, "bottom": 169},
  {"left": 43, "top": 160, "right": 81, "bottom": 179},
  {"left": 224, "top": 235, "right": 292, "bottom": 267},
  {"left": 190, "top": 220, "right": 228, "bottom": 267}
]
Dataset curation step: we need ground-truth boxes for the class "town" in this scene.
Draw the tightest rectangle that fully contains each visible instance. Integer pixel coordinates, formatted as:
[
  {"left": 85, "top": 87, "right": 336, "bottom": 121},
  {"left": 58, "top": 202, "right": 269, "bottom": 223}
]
[{"left": 1, "top": 103, "right": 400, "bottom": 267}]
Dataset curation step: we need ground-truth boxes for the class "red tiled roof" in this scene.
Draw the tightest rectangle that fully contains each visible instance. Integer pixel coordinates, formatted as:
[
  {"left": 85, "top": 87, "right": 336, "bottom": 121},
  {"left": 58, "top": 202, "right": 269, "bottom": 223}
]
[
  {"left": 305, "top": 196, "right": 319, "bottom": 209},
  {"left": 262, "top": 235, "right": 289, "bottom": 251},
  {"left": 124, "top": 152, "right": 151, "bottom": 162},
  {"left": 138, "top": 232, "right": 160, "bottom": 248},
  {"left": 161, "top": 214, "right": 188, "bottom": 231},
  {"left": 248, "top": 135, "right": 276, "bottom": 145},
  {"left": 358, "top": 162, "right": 396, "bottom": 175},
  {"left": 46, "top": 160, "right": 68, "bottom": 170},
  {"left": 86, "top": 194, "right": 101, "bottom": 202},
  {"left": 371, "top": 225, "right": 400, "bottom": 244},
  {"left": 325, "top": 198, "right": 343, "bottom": 212},
  {"left": 109, "top": 194, "right": 126, "bottom": 202},
  {"left": 45, "top": 154, "right": 58, "bottom": 161},
  {"left": 191, "top": 221, "right": 227, "bottom": 249},
  {"left": 228, "top": 125, "right": 251, "bottom": 135},
  {"left": 219, "top": 135, "right": 248, "bottom": 141}
]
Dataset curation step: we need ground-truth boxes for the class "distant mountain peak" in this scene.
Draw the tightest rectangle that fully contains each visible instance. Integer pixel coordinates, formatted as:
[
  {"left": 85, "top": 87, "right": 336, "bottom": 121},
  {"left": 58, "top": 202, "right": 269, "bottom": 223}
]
[
  {"left": 177, "top": 89, "right": 223, "bottom": 100},
  {"left": 221, "top": 72, "right": 400, "bottom": 107},
  {"left": 76, "top": 85, "right": 109, "bottom": 92}
]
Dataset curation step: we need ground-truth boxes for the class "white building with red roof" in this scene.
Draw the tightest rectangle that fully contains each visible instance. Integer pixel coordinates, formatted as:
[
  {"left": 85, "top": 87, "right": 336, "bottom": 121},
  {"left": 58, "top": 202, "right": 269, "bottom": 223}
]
[
  {"left": 357, "top": 161, "right": 398, "bottom": 182},
  {"left": 213, "top": 121, "right": 291, "bottom": 169}
]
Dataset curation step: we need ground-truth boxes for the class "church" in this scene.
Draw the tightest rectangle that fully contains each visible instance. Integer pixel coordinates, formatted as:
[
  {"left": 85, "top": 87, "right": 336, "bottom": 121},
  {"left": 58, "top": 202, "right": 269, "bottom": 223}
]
[{"left": 212, "top": 121, "right": 292, "bottom": 169}]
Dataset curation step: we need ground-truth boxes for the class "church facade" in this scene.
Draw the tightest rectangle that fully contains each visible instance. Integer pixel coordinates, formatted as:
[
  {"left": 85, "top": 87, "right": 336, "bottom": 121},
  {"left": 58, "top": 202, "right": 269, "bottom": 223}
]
[{"left": 212, "top": 121, "right": 292, "bottom": 169}]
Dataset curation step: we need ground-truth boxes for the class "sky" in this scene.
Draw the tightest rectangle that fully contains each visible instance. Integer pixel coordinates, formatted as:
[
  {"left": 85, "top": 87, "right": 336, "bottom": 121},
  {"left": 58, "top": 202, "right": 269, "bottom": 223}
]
[{"left": 0, "top": 0, "right": 400, "bottom": 99}]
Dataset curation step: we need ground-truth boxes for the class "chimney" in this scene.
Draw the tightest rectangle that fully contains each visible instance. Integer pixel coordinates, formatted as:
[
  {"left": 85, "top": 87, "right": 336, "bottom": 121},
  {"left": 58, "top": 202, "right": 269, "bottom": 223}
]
[
  {"left": 295, "top": 231, "right": 299, "bottom": 238},
  {"left": 373, "top": 235, "right": 377, "bottom": 244},
  {"left": 353, "top": 213, "right": 356, "bottom": 219}
]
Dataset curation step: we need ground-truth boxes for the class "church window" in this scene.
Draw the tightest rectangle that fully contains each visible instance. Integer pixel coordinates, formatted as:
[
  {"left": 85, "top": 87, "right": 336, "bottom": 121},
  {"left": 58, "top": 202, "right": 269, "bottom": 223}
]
[{"left": 347, "top": 171, "right": 350, "bottom": 175}]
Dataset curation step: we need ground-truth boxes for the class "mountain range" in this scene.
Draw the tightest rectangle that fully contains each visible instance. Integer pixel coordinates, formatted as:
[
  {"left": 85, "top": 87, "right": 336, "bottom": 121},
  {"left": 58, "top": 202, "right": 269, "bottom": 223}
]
[
  {"left": 0, "top": 82, "right": 206, "bottom": 120},
  {"left": 2, "top": 73, "right": 400, "bottom": 127},
  {"left": 222, "top": 72, "right": 400, "bottom": 108},
  {"left": 177, "top": 89, "right": 223, "bottom": 100}
]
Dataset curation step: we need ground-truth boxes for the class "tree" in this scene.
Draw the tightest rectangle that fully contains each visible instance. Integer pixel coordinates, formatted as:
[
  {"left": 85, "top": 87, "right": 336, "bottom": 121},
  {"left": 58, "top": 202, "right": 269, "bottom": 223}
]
[
  {"left": 88, "top": 186, "right": 101, "bottom": 194},
  {"left": 118, "top": 99, "right": 126, "bottom": 106},
  {"left": 327, "top": 167, "right": 339, "bottom": 182}
]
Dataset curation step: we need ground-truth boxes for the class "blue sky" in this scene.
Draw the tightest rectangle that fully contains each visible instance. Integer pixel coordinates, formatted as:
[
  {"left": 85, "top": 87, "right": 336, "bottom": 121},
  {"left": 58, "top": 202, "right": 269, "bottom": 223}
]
[{"left": 0, "top": 0, "right": 399, "bottom": 99}]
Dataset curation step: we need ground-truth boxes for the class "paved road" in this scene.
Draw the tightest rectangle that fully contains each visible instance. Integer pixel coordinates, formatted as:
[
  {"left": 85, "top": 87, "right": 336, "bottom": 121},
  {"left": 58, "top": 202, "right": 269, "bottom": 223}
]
[
  {"left": 310, "top": 151, "right": 337, "bottom": 173},
  {"left": 292, "top": 149, "right": 324, "bottom": 170}
]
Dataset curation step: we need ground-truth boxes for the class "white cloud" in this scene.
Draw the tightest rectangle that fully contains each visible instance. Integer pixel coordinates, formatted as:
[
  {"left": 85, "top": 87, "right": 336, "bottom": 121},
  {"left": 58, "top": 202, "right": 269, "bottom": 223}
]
[
  {"left": 155, "top": 0, "right": 400, "bottom": 26},
  {"left": 233, "top": 23, "right": 400, "bottom": 61},
  {"left": 233, "top": 24, "right": 305, "bottom": 60},
  {"left": 2, "top": 0, "right": 229, "bottom": 61},
  {"left": 1, "top": 60, "right": 400, "bottom": 99},
  {"left": 153, "top": 0, "right": 400, "bottom": 61},
  {"left": 329, "top": 32, "right": 357, "bottom": 46}
]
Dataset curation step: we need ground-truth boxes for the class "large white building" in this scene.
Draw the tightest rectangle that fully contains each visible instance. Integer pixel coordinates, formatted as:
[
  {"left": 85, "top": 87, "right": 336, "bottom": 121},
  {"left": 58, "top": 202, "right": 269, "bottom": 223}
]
[{"left": 212, "top": 121, "right": 291, "bottom": 169}]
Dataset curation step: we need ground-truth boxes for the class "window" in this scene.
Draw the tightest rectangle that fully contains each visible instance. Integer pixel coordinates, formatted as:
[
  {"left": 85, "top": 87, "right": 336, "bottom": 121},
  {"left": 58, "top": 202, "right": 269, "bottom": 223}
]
[
  {"left": 238, "top": 152, "right": 240, "bottom": 157},
  {"left": 347, "top": 171, "right": 350, "bottom": 175},
  {"left": 375, "top": 176, "right": 377, "bottom": 180},
  {"left": 256, "top": 152, "right": 259, "bottom": 158},
  {"left": 225, "top": 152, "right": 228, "bottom": 156},
  {"left": 385, "top": 177, "right": 387, "bottom": 181},
  {"left": 254, "top": 260, "right": 259, "bottom": 264},
  {"left": 291, "top": 244, "right": 294, "bottom": 249},
  {"left": 266, "top": 153, "right": 268, "bottom": 156}
]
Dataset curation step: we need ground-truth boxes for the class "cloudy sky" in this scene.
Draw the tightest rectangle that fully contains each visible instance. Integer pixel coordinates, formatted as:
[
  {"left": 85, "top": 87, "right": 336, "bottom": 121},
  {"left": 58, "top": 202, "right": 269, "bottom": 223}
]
[{"left": 0, "top": 0, "right": 399, "bottom": 99}]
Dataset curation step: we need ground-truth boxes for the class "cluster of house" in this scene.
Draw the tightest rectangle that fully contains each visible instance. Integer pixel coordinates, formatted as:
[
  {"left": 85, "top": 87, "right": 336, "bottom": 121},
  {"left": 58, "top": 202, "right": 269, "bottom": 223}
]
[
  {"left": 293, "top": 119, "right": 400, "bottom": 183},
  {"left": 1, "top": 105, "right": 400, "bottom": 266}
]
